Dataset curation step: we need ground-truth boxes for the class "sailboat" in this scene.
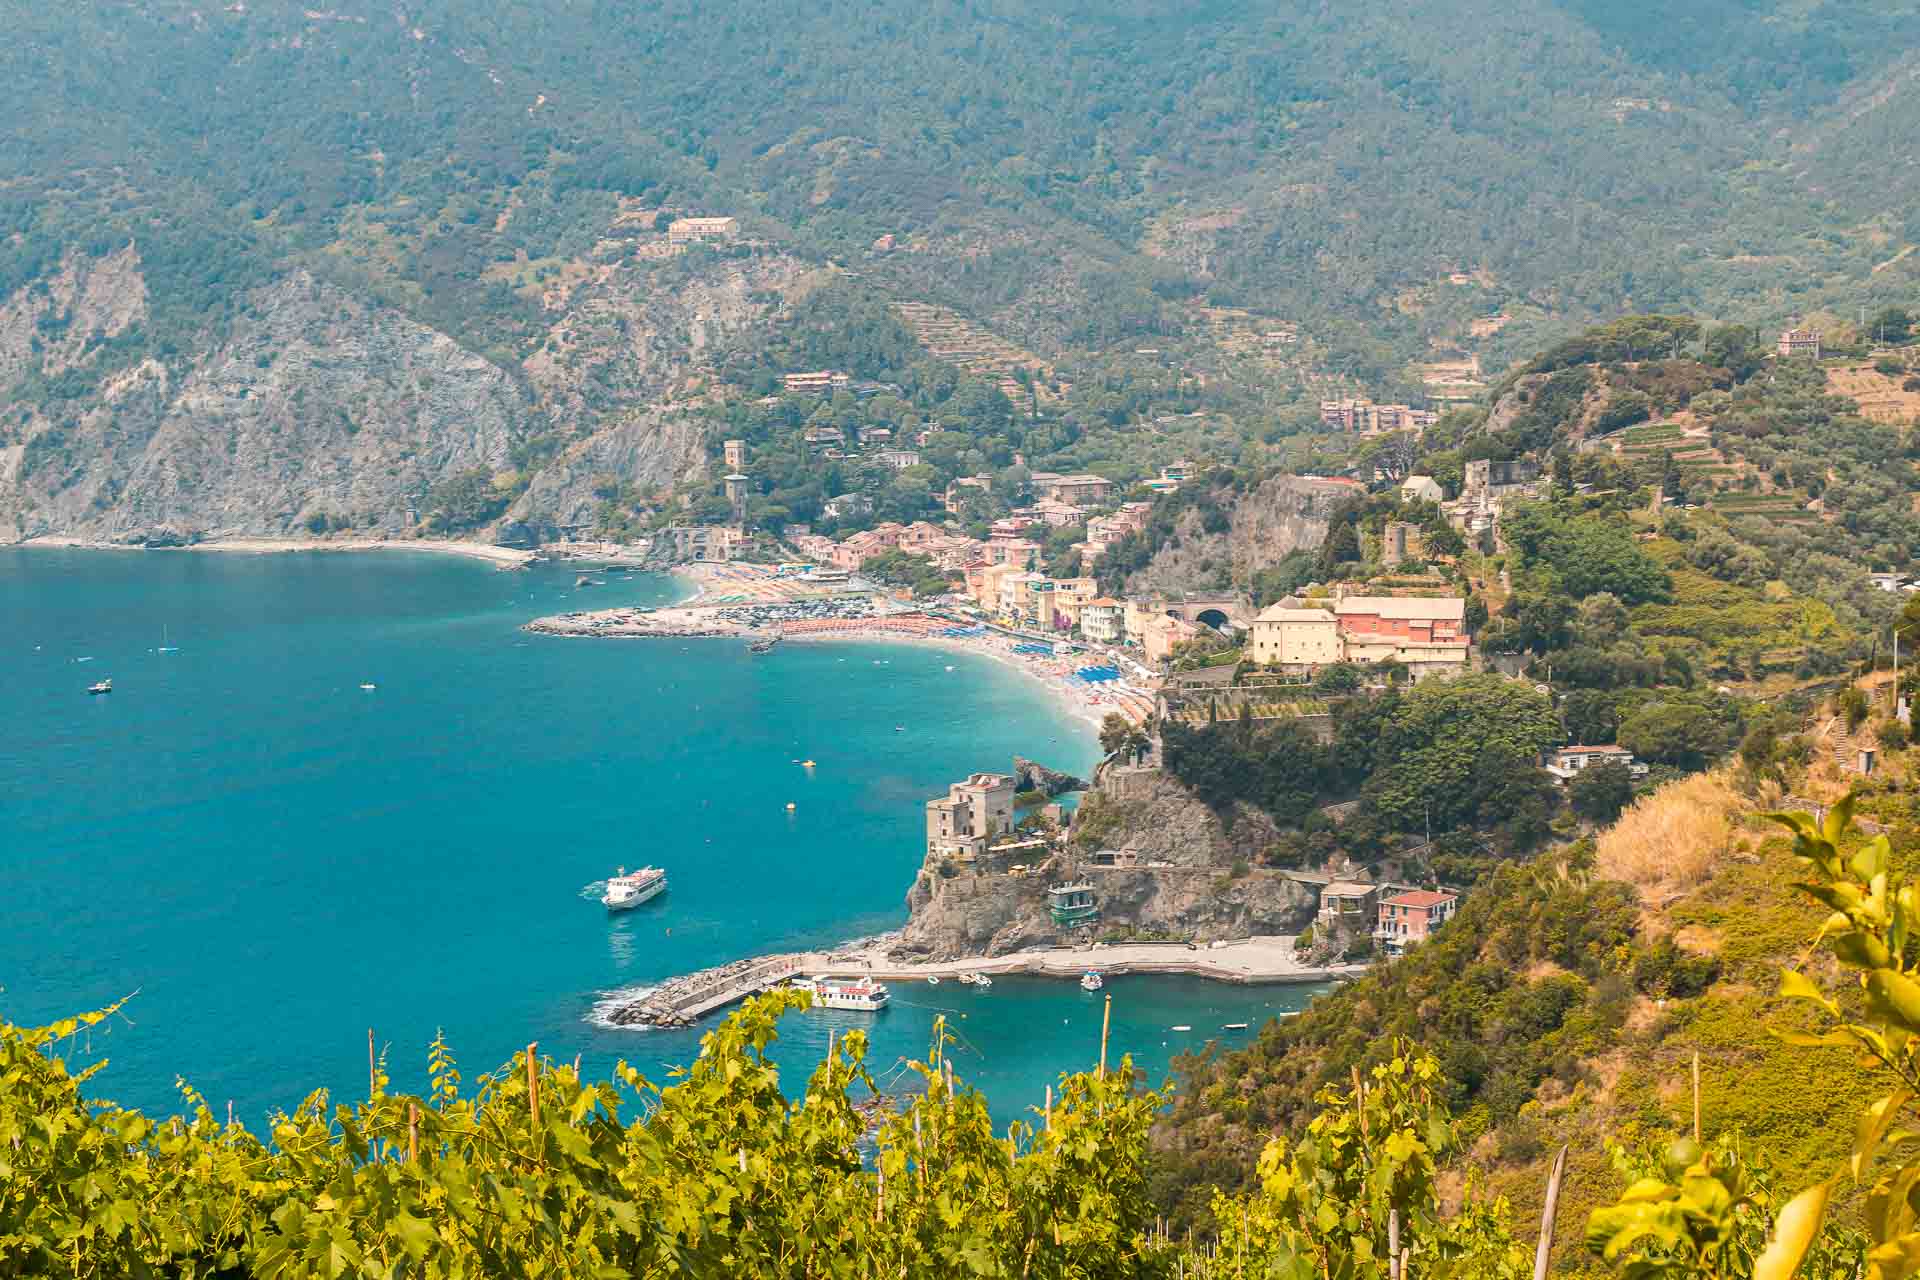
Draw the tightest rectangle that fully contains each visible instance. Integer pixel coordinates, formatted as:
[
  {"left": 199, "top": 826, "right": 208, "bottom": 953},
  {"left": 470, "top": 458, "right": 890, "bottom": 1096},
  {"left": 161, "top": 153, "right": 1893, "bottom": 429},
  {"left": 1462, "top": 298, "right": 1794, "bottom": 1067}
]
[{"left": 157, "top": 625, "right": 179, "bottom": 653}]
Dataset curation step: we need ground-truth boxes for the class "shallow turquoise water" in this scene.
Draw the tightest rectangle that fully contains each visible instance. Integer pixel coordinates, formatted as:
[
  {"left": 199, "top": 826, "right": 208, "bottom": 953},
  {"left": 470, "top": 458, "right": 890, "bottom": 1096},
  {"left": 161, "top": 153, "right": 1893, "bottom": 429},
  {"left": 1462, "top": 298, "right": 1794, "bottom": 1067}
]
[{"left": 0, "top": 549, "right": 1323, "bottom": 1124}]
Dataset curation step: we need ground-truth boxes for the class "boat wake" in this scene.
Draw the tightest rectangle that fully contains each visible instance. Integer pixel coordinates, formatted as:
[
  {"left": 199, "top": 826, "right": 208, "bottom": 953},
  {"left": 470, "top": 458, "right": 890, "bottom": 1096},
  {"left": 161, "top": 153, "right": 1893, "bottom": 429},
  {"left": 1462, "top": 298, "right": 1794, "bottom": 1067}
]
[{"left": 586, "top": 984, "right": 660, "bottom": 1030}]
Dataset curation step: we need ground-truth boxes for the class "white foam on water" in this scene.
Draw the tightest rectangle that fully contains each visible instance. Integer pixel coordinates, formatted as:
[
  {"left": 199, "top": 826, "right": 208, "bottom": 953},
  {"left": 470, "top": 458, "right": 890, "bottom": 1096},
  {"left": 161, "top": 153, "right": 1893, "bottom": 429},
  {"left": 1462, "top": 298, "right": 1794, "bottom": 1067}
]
[{"left": 587, "top": 984, "right": 660, "bottom": 1030}]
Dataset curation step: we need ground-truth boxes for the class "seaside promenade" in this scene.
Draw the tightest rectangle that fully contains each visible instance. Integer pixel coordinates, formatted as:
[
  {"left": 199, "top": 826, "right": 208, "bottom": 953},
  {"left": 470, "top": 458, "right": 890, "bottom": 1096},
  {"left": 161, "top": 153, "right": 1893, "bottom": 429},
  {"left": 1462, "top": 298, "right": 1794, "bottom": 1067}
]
[{"left": 605, "top": 937, "right": 1364, "bottom": 1028}]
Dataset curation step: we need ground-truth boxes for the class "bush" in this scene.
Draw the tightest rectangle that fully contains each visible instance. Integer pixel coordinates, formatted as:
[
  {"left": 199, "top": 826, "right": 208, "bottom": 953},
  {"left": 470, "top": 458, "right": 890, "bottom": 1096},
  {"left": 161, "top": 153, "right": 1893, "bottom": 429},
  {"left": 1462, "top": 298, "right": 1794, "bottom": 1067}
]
[{"left": 1878, "top": 718, "right": 1910, "bottom": 750}]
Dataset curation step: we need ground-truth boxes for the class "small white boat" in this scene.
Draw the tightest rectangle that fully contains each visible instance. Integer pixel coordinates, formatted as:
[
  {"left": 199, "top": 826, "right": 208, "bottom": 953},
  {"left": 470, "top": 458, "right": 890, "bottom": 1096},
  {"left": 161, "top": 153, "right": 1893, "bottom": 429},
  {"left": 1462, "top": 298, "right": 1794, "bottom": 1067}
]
[
  {"left": 1222, "top": 1022, "right": 1250, "bottom": 1031},
  {"left": 1171, "top": 1025, "right": 1192, "bottom": 1032},
  {"left": 975, "top": 974, "right": 992, "bottom": 989},
  {"left": 955, "top": 972, "right": 979, "bottom": 986},
  {"left": 792, "top": 975, "right": 890, "bottom": 1012},
  {"left": 1080, "top": 971, "right": 1103, "bottom": 992},
  {"left": 602, "top": 866, "right": 667, "bottom": 911},
  {"left": 86, "top": 678, "right": 113, "bottom": 695},
  {"left": 359, "top": 682, "right": 377, "bottom": 691}
]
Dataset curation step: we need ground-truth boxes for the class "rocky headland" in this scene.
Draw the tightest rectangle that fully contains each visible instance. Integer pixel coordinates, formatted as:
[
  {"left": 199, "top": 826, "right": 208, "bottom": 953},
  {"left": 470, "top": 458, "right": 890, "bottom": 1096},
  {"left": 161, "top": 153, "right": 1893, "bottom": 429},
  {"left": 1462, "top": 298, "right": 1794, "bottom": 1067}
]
[{"left": 894, "top": 756, "right": 1317, "bottom": 962}]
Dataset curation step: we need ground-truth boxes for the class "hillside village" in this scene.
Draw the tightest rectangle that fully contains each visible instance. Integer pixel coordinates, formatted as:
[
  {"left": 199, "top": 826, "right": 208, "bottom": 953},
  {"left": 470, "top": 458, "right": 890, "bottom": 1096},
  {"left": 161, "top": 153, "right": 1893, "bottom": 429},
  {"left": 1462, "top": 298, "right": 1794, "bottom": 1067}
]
[{"left": 551, "top": 313, "right": 1920, "bottom": 982}]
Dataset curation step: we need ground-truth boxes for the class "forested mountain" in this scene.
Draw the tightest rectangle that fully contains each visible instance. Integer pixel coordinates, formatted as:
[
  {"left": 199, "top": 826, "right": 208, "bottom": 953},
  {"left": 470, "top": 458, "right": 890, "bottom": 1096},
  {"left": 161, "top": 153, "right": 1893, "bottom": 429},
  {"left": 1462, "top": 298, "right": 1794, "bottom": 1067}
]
[{"left": 8, "top": 0, "right": 1920, "bottom": 539}]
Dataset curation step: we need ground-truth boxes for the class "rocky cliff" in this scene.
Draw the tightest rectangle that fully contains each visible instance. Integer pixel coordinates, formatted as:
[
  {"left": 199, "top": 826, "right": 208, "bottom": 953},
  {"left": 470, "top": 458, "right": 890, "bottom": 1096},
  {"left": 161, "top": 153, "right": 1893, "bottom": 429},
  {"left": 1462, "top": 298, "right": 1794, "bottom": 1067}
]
[
  {"left": 894, "top": 763, "right": 1317, "bottom": 961},
  {"left": 1123, "top": 474, "right": 1343, "bottom": 598},
  {"left": 0, "top": 246, "right": 811, "bottom": 544}
]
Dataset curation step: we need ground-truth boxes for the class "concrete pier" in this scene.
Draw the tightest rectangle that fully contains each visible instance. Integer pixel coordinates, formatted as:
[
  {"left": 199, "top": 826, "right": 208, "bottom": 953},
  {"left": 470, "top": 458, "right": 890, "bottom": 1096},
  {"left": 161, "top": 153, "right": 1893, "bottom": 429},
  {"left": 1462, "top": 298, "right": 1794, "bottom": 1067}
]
[{"left": 601, "top": 936, "right": 1367, "bottom": 1029}]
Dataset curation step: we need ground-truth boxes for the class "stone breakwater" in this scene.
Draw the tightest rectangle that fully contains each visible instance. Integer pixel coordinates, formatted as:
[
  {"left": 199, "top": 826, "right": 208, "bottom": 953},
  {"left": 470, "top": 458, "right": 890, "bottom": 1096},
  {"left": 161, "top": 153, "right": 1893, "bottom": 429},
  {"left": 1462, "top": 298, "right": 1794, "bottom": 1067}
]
[{"left": 606, "top": 953, "right": 808, "bottom": 1027}]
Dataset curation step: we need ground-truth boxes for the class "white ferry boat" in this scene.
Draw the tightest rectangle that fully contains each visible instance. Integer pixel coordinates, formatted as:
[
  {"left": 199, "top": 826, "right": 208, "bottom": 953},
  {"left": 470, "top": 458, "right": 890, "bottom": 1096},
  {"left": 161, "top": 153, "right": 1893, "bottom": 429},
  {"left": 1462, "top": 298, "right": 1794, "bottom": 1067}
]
[
  {"left": 602, "top": 866, "right": 667, "bottom": 911},
  {"left": 1080, "top": 970, "right": 1104, "bottom": 992},
  {"left": 792, "top": 975, "right": 890, "bottom": 1012}
]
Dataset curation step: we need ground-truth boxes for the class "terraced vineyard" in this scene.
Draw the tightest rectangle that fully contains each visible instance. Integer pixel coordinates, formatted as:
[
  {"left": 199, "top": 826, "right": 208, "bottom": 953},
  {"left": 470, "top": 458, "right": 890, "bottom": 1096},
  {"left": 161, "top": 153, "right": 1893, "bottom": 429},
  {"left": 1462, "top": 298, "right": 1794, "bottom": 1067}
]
[
  {"left": 1709, "top": 491, "right": 1820, "bottom": 523},
  {"left": 891, "top": 301, "right": 1056, "bottom": 401}
]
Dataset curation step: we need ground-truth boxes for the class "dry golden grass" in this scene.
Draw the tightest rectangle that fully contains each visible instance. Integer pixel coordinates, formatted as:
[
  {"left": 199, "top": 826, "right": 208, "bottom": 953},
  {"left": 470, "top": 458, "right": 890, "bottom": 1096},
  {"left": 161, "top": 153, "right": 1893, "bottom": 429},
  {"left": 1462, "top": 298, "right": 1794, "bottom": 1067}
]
[{"left": 1595, "top": 770, "right": 1746, "bottom": 899}]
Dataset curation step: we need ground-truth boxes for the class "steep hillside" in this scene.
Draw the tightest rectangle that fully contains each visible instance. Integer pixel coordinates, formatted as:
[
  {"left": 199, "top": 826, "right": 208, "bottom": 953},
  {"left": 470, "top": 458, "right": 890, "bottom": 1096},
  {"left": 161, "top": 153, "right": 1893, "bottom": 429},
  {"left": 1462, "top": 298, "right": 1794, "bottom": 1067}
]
[
  {"left": 8, "top": 0, "right": 1920, "bottom": 399},
  {"left": 1149, "top": 762, "right": 1902, "bottom": 1272},
  {"left": 0, "top": 245, "right": 810, "bottom": 542}
]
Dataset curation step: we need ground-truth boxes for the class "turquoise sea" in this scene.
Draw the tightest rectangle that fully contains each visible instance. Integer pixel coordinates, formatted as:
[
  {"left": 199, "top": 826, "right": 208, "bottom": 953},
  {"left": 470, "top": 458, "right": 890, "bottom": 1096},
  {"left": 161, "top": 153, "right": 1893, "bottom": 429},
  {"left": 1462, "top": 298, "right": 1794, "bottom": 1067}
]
[{"left": 0, "top": 549, "right": 1323, "bottom": 1126}]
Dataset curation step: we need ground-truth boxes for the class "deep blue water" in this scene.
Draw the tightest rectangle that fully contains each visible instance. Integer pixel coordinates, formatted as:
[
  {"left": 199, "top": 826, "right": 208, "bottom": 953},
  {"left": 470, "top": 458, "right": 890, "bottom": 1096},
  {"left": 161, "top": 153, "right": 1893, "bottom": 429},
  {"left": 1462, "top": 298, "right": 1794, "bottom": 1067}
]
[{"left": 0, "top": 549, "right": 1322, "bottom": 1126}]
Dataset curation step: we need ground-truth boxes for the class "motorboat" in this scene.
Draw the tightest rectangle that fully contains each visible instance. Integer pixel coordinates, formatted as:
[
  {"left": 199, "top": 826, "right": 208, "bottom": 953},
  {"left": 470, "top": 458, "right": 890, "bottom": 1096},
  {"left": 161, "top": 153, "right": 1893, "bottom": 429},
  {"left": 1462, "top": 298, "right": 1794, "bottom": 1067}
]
[
  {"left": 86, "top": 678, "right": 112, "bottom": 695},
  {"left": 955, "top": 973, "right": 979, "bottom": 986},
  {"left": 792, "top": 975, "right": 890, "bottom": 1012},
  {"left": 359, "top": 682, "right": 377, "bottom": 691},
  {"left": 974, "top": 974, "right": 992, "bottom": 989},
  {"left": 1222, "top": 1022, "right": 1250, "bottom": 1031},
  {"left": 602, "top": 866, "right": 667, "bottom": 911},
  {"left": 1171, "top": 1025, "right": 1192, "bottom": 1032},
  {"left": 1080, "top": 971, "right": 1103, "bottom": 992}
]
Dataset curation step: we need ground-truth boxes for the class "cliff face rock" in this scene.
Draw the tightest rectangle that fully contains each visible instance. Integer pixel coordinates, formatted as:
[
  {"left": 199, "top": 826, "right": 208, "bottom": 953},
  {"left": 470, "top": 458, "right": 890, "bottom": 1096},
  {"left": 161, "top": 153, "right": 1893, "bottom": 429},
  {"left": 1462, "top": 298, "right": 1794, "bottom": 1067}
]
[
  {"left": 1124, "top": 474, "right": 1341, "bottom": 598},
  {"left": 0, "top": 247, "right": 811, "bottom": 543},
  {"left": 894, "top": 764, "right": 1316, "bottom": 961},
  {"left": 1014, "top": 756, "right": 1087, "bottom": 797},
  {"left": 2, "top": 270, "right": 528, "bottom": 542}
]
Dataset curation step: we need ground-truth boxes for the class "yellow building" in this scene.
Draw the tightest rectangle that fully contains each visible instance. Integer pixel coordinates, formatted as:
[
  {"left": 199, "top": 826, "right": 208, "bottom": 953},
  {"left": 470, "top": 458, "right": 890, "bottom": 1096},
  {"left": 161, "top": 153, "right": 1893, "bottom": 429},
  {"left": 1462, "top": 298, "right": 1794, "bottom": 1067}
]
[
  {"left": 1123, "top": 598, "right": 1162, "bottom": 647},
  {"left": 1047, "top": 577, "right": 1100, "bottom": 629},
  {"left": 1246, "top": 604, "right": 1341, "bottom": 667}
]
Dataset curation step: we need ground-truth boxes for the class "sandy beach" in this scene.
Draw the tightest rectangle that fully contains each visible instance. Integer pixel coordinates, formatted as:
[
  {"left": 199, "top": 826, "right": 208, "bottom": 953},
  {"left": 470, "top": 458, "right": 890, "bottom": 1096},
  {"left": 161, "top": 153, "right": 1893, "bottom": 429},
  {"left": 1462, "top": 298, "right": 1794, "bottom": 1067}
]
[{"left": 19, "top": 534, "right": 537, "bottom": 567}]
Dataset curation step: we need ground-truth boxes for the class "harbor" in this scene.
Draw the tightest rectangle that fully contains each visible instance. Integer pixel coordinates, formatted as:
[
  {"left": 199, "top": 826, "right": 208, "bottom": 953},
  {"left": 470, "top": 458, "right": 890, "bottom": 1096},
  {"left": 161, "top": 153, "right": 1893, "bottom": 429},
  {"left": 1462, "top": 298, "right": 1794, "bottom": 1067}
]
[{"left": 600, "top": 936, "right": 1366, "bottom": 1028}]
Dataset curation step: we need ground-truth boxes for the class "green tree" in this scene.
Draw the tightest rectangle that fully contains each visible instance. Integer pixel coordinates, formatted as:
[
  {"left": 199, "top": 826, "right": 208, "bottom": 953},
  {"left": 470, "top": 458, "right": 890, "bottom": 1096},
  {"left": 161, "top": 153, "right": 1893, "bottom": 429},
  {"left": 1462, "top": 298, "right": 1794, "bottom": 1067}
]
[
  {"left": 1618, "top": 701, "right": 1728, "bottom": 769},
  {"left": 1569, "top": 759, "right": 1635, "bottom": 824}
]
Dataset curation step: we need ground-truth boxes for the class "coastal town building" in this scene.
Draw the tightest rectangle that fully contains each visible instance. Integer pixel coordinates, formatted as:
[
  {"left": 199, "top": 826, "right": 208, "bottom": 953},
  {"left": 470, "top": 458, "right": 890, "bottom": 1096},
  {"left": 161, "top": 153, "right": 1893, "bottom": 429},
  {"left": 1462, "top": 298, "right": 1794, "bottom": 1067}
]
[
  {"left": 723, "top": 473, "right": 751, "bottom": 519},
  {"left": 1375, "top": 890, "right": 1458, "bottom": 953},
  {"left": 803, "top": 425, "right": 846, "bottom": 446},
  {"left": 1029, "top": 472, "right": 1113, "bottom": 505},
  {"left": 822, "top": 493, "right": 873, "bottom": 521},
  {"left": 667, "top": 216, "right": 739, "bottom": 243},
  {"left": 1046, "top": 880, "right": 1100, "bottom": 928},
  {"left": 1246, "top": 605, "right": 1343, "bottom": 667},
  {"left": 926, "top": 772, "right": 1016, "bottom": 861},
  {"left": 723, "top": 439, "right": 748, "bottom": 469},
  {"left": 1318, "top": 880, "right": 1379, "bottom": 926},
  {"left": 1399, "top": 475, "right": 1445, "bottom": 504},
  {"left": 873, "top": 449, "right": 922, "bottom": 472},
  {"left": 1333, "top": 593, "right": 1470, "bottom": 677},
  {"left": 1778, "top": 327, "right": 1823, "bottom": 359},
  {"left": 1443, "top": 458, "right": 1546, "bottom": 546},
  {"left": 1142, "top": 612, "right": 1202, "bottom": 664},
  {"left": 1122, "top": 599, "right": 1158, "bottom": 648},
  {"left": 858, "top": 426, "right": 894, "bottom": 446},
  {"left": 1542, "top": 744, "right": 1649, "bottom": 782},
  {"left": 986, "top": 538, "right": 1042, "bottom": 570},
  {"left": 1321, "top": 400, "right": 1439, "bottom": 436},
  {"left": 1080, "top": 598, "right": 1125, "bottom": 644},
  {"left": 660, "top": 525, "right": 745, "bottom": 562},
  {"left": 1247, "top": 593, "right": 1468, "bottom": 677},
  {"left": 784, "top": 370, "right": 852, "bottom": 394},
  {"left": 1382, "top": 521, "right": 1422, "bottom": 563}
]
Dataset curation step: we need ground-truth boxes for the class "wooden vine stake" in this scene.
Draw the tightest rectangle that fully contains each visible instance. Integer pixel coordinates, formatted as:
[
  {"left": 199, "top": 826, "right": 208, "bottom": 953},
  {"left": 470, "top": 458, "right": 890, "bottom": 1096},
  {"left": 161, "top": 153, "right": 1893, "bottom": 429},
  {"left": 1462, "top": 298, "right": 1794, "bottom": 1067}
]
[
  {"left": 525, "top": 1042, "right": 541, "bottom": 1160},
  {"left": 367, "top": 1028, "right": 377, "bottom": 1099},
  {"left": 1692, "top": 1050, "right": 1702, "bottom": 1144},
  {"left": 1388, "top": 1209, "right": 1400, "bottom": 1280},
  {"left": 1532, "top": 1144, "right": 1570, "bottom": 1280},
  {"left": 408, "top": 1102, "right": 419, "bottom": 1164},
  {"left": 1099, "top": 995, "right": 1112, "bottom": 1080},
  {"left": 1044, "top": 1084, "right": 1052, "bottom": 1133}
]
